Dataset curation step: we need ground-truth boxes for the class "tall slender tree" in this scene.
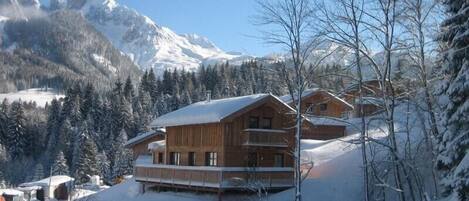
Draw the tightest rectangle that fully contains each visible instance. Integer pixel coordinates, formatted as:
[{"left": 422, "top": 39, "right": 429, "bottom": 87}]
[{"left": 7, "top": 101, "right": 26, "bottom": 159}]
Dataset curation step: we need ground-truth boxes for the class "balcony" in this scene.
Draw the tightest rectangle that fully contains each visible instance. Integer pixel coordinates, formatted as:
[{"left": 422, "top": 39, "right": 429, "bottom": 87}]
[
  {"left": 134, "top": 156, "right": 293, "bottom": 190},
  {"left": 242, "top": 129, "right": 290, "bottom": 147}
]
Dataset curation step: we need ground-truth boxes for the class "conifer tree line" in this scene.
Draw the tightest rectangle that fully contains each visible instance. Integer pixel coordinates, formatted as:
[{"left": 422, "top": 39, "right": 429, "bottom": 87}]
[{"left": 0, "top": 61, "right": 348, "bottom": 186}]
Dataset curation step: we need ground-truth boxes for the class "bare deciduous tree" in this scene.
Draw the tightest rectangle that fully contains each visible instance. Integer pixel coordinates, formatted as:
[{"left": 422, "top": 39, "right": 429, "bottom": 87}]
[
  {"left": 316, "top": 0, "right": 370, "bottom": 200},
  {"left": 399, "top": 1, "right": 442, "bottom": 196},
  {"left": 255, "top": 0, "right": 332, "bottom": 200}
]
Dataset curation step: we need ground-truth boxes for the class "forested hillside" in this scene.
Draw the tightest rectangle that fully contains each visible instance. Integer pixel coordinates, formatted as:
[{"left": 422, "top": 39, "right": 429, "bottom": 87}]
[{"left": 0, "top": 10, "right": 141, "bottom": 93}]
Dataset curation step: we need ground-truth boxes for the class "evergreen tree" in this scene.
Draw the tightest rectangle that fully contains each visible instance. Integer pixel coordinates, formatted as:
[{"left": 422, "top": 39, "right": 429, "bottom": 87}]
[
  {"left": 113, "top": 79, "right": 123, "bottom": 97},
  {"left": 0, "top": 99, "right": 8, "bottom": 146},
  {"left": 136, "top": 89, "right": 152, "bottom": 132},
  {"left": 7, "top": 101, "right": 26, "bottom": 159},
  {"left": 81, "top": 83, "right": 95, "bottom": 120},
  {"left": 436, "top": 1, "right": 469, "bottom": 200},
  {"left": 111, "top": 129, "right": 132, "bottom": 180},
  {"left": 147, "top": 68, "right": 158, "bottom": 101},
  {"left": 96, "top": 151, "right": 111, "bottom": 183},
  {"left": 69, "top": 95, "right": 82, "bottom": 127},
  {"left": 162, "top": 70, "right": 173, "bottom": 95},
  {"left": 46, "top": 99, "right": 62, "bottom": 158},
  {"left": 123, "top": 76, "right": 135, "bottom": 100},
  {"left": 32, "top": 163, "right": 44, "bottom": 181},
  {"left": 51, "top": 151, "right": 69, "bottom": 176},
  {"left": 0, "top": 170, "right": 6, "bottom": 188},
  {"left": 75, "top": 134, "right": 99, "bottom": 184}
]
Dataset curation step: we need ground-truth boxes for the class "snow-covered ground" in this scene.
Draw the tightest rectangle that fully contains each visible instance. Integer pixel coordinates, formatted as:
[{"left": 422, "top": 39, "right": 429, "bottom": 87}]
[
  {"left": 0, "top": 88, "right": 64, "bottom": 107},
  {"left": 81, "top": 102, "right": 430, "bottom": 201}
]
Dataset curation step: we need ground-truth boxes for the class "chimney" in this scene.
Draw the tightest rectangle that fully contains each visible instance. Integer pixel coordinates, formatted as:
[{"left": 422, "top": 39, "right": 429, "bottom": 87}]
[{"left": 206, "top": 90, "right": 212, "bottom": 102}]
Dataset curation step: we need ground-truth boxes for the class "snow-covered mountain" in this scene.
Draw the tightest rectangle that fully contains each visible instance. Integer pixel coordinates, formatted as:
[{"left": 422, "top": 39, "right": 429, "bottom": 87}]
[{"left": 61, "top": 0, "right": 252, "bottom": 74}]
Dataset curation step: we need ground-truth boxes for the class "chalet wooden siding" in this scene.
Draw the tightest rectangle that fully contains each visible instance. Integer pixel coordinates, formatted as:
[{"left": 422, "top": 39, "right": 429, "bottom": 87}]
[
  {"left": 302, "top": 123, "right": 346, "bottom": 140},
  {"left": 165, "top": 123, "right": 225, "bottom": 166},
  {"left": 163, "top": 103, "right": 295, "bottom": 168}
]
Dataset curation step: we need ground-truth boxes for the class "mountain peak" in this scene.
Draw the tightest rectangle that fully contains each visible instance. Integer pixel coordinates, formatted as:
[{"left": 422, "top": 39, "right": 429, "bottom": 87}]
[
  {"left": 180, "top": 33, "right": 219, "bottom": 50},
  {"left": 68, "top": 0, "right": 251, "bottom": 73}
]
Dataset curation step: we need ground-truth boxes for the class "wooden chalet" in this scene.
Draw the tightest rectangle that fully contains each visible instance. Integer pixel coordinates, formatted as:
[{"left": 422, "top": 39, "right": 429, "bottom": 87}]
[
  {"left": 343, "top": 79, "right": 387, "bottom": 117},
  {"left": 279, "top": 88, "right": 353, "bottom": 140},
  {"left": 128, "top": 94, "right": 297, "bottom": 196},
  {"left": 125, "top": 129, "right": 165, "bottom": 159}
]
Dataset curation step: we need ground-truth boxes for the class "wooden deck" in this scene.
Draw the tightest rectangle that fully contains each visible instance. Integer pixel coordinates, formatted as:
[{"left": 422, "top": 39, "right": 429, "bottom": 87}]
[{"left": 134, "top": 162, "right": 294, "bottom": 190}]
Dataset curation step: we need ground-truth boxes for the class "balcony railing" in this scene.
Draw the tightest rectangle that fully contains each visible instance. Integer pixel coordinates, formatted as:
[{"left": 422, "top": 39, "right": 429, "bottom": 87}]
[
  {"left": 134, "top": 156, "right": 293, "bottom": 189},
  {"left": 242, "top": 129, "right": 289, "bottom": 147}
]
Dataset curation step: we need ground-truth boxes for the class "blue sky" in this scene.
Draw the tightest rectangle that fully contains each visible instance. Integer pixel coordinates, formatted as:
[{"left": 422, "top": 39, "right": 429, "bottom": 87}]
[{"left": 118, "top": 0, "right": 278, "bottom": 56}]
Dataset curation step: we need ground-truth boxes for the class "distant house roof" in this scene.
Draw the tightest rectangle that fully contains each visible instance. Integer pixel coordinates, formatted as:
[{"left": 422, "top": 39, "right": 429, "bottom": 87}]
[
  {"left": 125, "top": 129, "right": 165, "bottom": 148},
  {"left": 305, "top": 116, "right": 347, "bottom": 126},
  {"left": 279, "top": 88, "right": 320, "bottom": 103},
  {"left": 0, "top": 189, "right": 24, "bottom": 196},
  {"left": 150, "top": 94, "right": 295, "bottom": 127},
  {"left": 355, "top": 97, "right": 384, "bottom": 106},
  {"left": 343, "top": 79, "right": 390, "bottom": 93},
  {"left": 20, "top": 175, "right": 74, "bottom": 187},
  {"left": 279, "top": 88, "right": 353, "bottom": 109}
]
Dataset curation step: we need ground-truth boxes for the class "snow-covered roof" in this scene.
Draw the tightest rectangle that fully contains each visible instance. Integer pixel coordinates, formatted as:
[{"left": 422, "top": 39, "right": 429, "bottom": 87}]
[
  {"left": 125, "top": 130, "right": 165, "bottom": 148},
  {"left": 148, "top": 140, "right": 165, "bottom": 151},
  {"left": 355, "top": 97, "right": 384, "bottom": 106},
  {"left": 343, "top": 78, "right": 391, "bottom": 93},
  {"left": 0, "top": 189, "right": 24, "bottom": 196},
  {"left": 20, "top": 175, "right": 74, "bottom": 187},
  {"left": 279, "top": 88, "right": 353, "bottom": 109},
  {"left": 17, "top": 186, "right": 42, "bottom": 191},
  {"left": 279, "top": 88, "right": 320, "bottom": 103},
  {"left": 151, "top": 94, "right": 295, "bottom": 127},
  {"left": 305, "top": 116, "right": 347, "bottom": 126}
]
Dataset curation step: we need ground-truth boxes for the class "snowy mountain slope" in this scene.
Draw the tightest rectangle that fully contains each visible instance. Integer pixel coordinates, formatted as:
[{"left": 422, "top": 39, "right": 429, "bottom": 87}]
[
  {"left": 0, "top": 8, "right": 141, "bottom": 92},
  {"left": 63, "top": 0, "right": 252, "bottom": 74}
]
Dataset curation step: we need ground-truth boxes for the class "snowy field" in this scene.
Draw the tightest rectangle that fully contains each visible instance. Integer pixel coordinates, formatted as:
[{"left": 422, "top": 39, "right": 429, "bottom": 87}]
[
  {"left": 80, "top": 102, "right": 430, "bottom": 201},
  {"left": 0, "top": 88, "right": 64, "bottom": 107}
]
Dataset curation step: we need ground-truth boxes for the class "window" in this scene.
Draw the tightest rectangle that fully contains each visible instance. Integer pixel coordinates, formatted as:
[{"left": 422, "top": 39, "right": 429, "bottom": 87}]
[
  {"left": 319, "top": 103, "right": 328, "bottom": 111},
  {"left": 274, "top": 154, "right": 284, "bottom": 167},
  {"left": 248, "top": 116, "right": 259, "bottom": 128},
  {"left": 248, "top": 152, "right": 258, "bottom": 167},
  {"left": 260, "top": 117, "right": 272, "bottom": 129},
  {"left": 169, "top": 152, "right": 180, "bottom": 165},
  {"left": 157, "top": 152, "right": 163, "bottom": 164},
  {"left": 188, "top": 152, "right": 196, "bottom": 166},
  {"left": 205, "top": 152, "right": 217, "bottom": 166}
]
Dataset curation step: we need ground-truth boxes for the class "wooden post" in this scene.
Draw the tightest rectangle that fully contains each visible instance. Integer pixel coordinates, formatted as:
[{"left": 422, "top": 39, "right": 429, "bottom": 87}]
[
  {"left": 188, "top": 170, "right": 193, "bottom": 188},
  {"left": 172, "top": 168, "right": 176, "bottom": 191},
  {"left": 269, "top": 174, "right": 272, "bottom": 188},
  {"left": 219, "top": 170, "right": 223, "bottom": 189},
  {"left": 217, "top": 170, "right": 224, "bottom": 201},
  {"left": 202, "top": 171, "right": 207, "bottom": 187},
  {"left": 159, "top": 169, "right": 163, "bottom": 184},
  {"left": 217, "top": 189, "right": 223, "bottom": 201}
]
